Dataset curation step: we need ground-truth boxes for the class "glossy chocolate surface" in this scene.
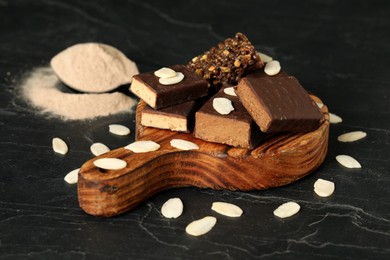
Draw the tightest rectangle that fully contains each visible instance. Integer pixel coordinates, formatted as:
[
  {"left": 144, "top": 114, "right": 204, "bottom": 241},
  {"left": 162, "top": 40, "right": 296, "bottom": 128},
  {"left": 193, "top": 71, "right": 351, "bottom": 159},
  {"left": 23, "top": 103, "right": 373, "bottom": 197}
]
[
  {"left": 237, "top": 71, "right": 324, "bottom": 133},
  {"left": 132, "top": 64, "right": 209, "bottom": 109}
]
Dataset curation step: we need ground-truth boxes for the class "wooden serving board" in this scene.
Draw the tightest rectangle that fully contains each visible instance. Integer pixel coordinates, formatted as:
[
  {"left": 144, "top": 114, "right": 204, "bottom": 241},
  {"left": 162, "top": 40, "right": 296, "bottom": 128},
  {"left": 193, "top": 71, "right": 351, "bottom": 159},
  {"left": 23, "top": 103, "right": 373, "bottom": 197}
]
[{"left": 78, "top": 95, "right": 329, "bottom": 217}]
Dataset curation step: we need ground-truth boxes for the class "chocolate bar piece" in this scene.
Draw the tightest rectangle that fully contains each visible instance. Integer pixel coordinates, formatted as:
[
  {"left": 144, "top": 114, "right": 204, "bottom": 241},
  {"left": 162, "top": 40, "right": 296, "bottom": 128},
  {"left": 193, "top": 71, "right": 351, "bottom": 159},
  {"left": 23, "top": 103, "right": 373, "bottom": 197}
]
[
  {"left": 130, "top": 64, "right": 208, "bottom": 109},
  {"left": 141, "top": 100, "right": 198, "bottom": 133},
  {"left": 187, "top": 32, "right": 263, "bottom": 88},
  {"left": 194, "top": 86, "right": 266, "bottom": 148},
  {"left": 236, "top": 71, "right": 324, "bottom": 133}
]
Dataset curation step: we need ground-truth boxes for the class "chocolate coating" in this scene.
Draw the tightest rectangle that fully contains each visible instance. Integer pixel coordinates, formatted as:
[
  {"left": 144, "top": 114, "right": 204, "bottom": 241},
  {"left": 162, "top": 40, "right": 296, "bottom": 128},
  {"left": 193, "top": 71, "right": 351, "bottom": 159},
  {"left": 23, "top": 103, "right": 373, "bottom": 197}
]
[
  {"left": 194, "top": 86, "right": 266, "bottom": 148},
  {"left": 131, "top": 64, "right": 209, "bottom": 109},
  {"left": 141, "top": 100, "right": 199, "bottom": 132},
  {"left": 236, "top": 71, "right": 324, "bottom": 133}
]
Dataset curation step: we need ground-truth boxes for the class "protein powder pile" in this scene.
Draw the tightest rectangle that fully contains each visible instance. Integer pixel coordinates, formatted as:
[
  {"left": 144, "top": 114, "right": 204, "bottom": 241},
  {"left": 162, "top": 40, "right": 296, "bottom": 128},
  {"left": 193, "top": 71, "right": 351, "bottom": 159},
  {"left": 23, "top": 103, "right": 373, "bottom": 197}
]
[{"left": 20, "top": 43, "right": 139, "bottom": 120}]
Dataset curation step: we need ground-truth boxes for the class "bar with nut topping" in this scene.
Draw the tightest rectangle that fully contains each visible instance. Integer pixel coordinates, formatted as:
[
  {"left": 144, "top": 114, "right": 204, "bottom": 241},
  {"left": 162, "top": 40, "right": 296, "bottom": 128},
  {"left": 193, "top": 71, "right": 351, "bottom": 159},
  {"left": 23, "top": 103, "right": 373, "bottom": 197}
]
[{"left": 187, "top": 32, "right": 263, "bottom": 88}]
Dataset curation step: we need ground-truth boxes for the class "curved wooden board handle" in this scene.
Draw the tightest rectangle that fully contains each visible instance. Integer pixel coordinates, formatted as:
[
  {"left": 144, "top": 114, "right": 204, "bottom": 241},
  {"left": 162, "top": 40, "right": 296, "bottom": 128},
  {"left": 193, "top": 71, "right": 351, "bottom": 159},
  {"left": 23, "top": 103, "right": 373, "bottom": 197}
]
[{"left": 78, "top": 96, "right": 329, "bottom": 217}]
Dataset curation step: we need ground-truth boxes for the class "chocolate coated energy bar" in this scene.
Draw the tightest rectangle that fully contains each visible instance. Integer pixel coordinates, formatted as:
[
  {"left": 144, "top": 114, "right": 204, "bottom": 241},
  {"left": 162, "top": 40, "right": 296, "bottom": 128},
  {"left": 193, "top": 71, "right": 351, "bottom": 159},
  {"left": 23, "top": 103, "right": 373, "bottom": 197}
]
[
  {"left": 236, "top": 71, "right": 324, "bottom": 133},
  {"left": 130, "top": 64, "right": 208, "bottom": 109},
  {"left": 140, "top": 100, "right": 199, "bottom": 133},
  {"left": 194, "top": 86, "right": 266, "bottom": 148}
]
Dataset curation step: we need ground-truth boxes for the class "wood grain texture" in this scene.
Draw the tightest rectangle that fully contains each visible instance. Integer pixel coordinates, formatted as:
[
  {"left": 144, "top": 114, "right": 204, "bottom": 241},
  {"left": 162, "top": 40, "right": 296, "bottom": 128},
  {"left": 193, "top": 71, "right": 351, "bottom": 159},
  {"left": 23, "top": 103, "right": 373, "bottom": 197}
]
[{"left": 78, "top": 95, "right": 329, "bottom": 217}]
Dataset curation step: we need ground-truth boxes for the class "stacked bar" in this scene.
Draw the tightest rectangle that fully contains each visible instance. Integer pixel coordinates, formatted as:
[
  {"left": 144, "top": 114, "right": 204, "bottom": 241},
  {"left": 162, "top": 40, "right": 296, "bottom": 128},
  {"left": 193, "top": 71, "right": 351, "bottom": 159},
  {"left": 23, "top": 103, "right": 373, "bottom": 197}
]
[{"left": 130, "top": 32, "right": 324, "bottom": 149}]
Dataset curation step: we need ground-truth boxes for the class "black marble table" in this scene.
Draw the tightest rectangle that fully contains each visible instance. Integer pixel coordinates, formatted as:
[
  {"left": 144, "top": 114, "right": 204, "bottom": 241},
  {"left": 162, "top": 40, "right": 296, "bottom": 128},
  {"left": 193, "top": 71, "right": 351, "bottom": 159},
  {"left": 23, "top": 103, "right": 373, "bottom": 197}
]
[{"left": 1, "top": 0, "right": 389, "bottom": 259}]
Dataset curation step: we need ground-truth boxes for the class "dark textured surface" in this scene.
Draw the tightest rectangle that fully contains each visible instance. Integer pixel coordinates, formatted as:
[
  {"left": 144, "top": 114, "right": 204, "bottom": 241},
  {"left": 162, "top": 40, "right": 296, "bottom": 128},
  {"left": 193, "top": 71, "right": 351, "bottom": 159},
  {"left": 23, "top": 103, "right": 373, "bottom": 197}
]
[{"left": 1, "top": 0, "right": 389, "bottom": 259}]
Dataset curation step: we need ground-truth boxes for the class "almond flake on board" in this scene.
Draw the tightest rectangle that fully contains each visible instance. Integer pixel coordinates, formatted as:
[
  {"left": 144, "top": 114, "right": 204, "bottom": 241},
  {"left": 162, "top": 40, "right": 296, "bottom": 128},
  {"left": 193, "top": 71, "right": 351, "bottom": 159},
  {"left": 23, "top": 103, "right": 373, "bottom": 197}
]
[
  {"left": 125, "top": 140, "right": 160, "bottom": 153},
  {"left": 273, "top": 202, "right": 300, "bottom": 218},
  {"left": 329, "top": 113, "right": 343, "bottom": 124},
  {"left": 337, "top": 131, "right": 367, "bottom": 142},
  {"left": 93, "top": 158, "right": 127, "bottom": 170},
  {"left": 161, "top": 198, "right": 183, "bottom": 218},
  {"left": 170, "top": 139, "right": 199, "bottom": 150},
  {"left": 211, "top": 202, "right": 243, "bottom": 217},
  {"left": 314, "top": 178, "right": 335, "bottom": 197},
  {"left": 185, "top": 216, "right": 217, "bottom": 236},
  {"left": 52, "top": 137, "right": 68, "bottom": 155},
  {"left": 90, "top": 142, "right": 110, "bottom": 156},
  {"left": 335, "top": 155, "right": 361, "bottom": 168},
  {"left": 316, "top": 102, "right": 324, "bottom": 109},
  {"left": 212, "top": 97, "right": 234, "bottom": 115},
  {"left": 64, "top": 168, "right": 80, "bottom": 184},
  {"left": 109, "top": 124, "right": 131, "bottom": 136}
]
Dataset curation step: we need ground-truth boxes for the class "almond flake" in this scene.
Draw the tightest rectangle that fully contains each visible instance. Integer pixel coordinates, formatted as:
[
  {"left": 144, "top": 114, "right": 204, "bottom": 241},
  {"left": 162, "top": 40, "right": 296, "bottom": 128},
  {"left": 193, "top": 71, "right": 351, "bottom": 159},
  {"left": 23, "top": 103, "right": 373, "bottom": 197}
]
[
  {"left": 316, "top": 102, "right": 324, "bottom": 109},
  {"left": 213, "top": 97, "right": 234, "bottom": 115},
  {"left": 223, "top": 87, "right": 237, "bottom": 96},
  {"left": 161, "top": 198, "right": 183, "bottom": 218},
  {"left": 273, "top": 202, "right": 300, "bottom": 218},
  {"left": 337, "top": 131, "right": 367, "bottom": 142},
  {"left": 336, "top": 155, "right": 361, "bottom": 168},
  {"left": 90, "top": 142, "right": 110, "bottom": 156},
  {"left": 185, "top": 216, "right": 217, "bottom": 236},
  {"left": 64, "top": 168, "right": 80, "bottom": 184},
  {"left": 258, "top": 52, "right": 273, "bottom": 63},
  {"left": 109, "top": 124, "right": 131, "bottom": 136},
  {"left": 314, "top": 178, "right": 335, "bottom": 197},
  {"left": 170, "top": 139, "right": 199, "bottom": 150},
  {"left": 154, "top": 67, "right": 176, "bottom": 78},
  {"left": 125, "top": 140, "right": 160, "bottom": 153},
  {"left": 159, "top": 72, "right": 184, "bottom": 85},
  {"left": 264, "top": 60, "right": 281, "bottom": 76},
  {"left": 52, "top": 137, "right": 68, "bottom": 155},
  {"left": 329, "top": 113, "right": 343, "bottom": 124},
  {"left": 93, "top": 158, "right": 127, "bottom": 170},
  {"left": 211, "top": 202, "right": 243, "bottom": 217}
]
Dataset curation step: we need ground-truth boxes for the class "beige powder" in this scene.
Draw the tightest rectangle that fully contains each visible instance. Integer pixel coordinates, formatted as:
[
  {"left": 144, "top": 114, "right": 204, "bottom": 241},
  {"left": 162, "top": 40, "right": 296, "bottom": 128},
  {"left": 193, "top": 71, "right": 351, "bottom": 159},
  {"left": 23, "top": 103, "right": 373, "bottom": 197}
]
[
  {"left": 50, "top": 43, "right": 139, "bottom": 93},
  {"left": 21, "top": 67, "right": 136, "bottom": 120}
]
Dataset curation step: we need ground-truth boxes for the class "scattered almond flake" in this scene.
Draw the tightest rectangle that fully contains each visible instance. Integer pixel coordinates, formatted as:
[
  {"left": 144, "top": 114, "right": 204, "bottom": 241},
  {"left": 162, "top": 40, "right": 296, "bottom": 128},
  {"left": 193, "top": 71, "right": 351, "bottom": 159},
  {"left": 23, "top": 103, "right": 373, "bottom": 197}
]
[
  {"left": 337, "top": 131, "right": 367, "bottom": 142},
  {"left": 185, "top": 216, "right": 217, "bottom": 236},
  {"left": 125, "top": 140, "right": 160, "bottom": 153},
  {"left": 154, "top": 67, "right": 177, "bottom": 78},
  {"left": 90, "top": 142, "right": 110, "bottom": 156},
  {"left": 109, "top": 124, "right": 131, "bottom": 136},
  {"left": 336, "top": 155, "right": 361, "bottom": 168},
  {"left": 64, "top": 168, "right": 80, "bottom": 184},
  {"left": 93, "top": 158, "right": 127, "bottom": 170},
  {"left": 264, "top": 60, "right": 281, "bottom": 76},
  {"left": 52, "top": 137, "right": 68, "bottom": 155},
  {"left": 329, "top": 113, "right": 343, "bottom": 124},
  {"left": 159, "top": 72, "right": 184, "bottom": 85},
  {"left": 258, "top": 52, "right": 273, "bottom": 63},
  {"left": 161, "top": 198, "right": 183, "bottom": 218},
  {"left": 170, "top": 139, "right": 199, "bottom": 150},
  {"left": 223, "top": 87, "right": 237, "bottom": 96},
  {"left": 314, "top": 178, "right": 335, "bottom": 197},
  {"left": 213, "top": 97, "right": 234, "bottom": 115},
  {"left": 273, "top": 201, "right": 300, "bottom": 218},
  {"left": 316, "top": 102, "right": 324, "bottom": 109},
  {"left": 211, "top": 202, "right": 243, "bottom": 217}
]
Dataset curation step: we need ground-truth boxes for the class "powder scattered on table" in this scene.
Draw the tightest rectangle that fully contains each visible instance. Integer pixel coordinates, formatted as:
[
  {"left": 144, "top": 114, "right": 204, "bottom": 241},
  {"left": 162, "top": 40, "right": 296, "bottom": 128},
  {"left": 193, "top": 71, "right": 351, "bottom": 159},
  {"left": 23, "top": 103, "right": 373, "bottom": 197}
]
[{"left": 20, "top": 67, "right": 137, "bottom": 120}]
